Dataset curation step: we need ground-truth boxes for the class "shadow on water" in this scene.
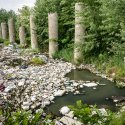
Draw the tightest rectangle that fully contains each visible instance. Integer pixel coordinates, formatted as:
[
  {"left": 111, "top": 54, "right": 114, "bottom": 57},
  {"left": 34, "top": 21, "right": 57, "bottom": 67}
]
[{"left": 47, "top": 69, "right": 125, "bottom": 116}]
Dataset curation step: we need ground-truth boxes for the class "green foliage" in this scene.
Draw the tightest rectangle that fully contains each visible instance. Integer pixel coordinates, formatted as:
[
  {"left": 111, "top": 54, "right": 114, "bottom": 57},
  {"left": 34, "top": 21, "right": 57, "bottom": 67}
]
[
  {"left": 30, "top": 57, "right": 45, "bottom": 65},
  {"left": 16, "top": 6, "right": 32, "bottom": 46},
  {"left": 4, "top": 40, "right": 10, "bottom": 46},
  {"left": 53, "top": 46, "right": 73, "bottom": 62},
  {"left": 0, "top": 38, "right": 4, "bottom": 43},
  {"left": 110, "top": 112, "right": 125, "bottom": 125},
  {"left": 34, "top": 0, "right": 75, "bottom": 50},
  {"left": 69, "top": 100, "right": 113, "bottom": 125},
  {"left": 0, "top": 9, "right": 16, "bottom": 24}
]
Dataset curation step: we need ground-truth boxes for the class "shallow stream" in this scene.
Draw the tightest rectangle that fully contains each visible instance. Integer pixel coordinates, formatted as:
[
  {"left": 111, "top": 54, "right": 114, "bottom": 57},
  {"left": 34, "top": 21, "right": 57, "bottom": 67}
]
[{"left": 47, "top": 69, "right": 125, "bottom": 116}]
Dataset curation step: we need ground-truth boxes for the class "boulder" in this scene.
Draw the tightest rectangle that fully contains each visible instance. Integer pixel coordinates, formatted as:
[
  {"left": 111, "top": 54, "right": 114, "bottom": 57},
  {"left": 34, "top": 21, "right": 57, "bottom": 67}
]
[
  {"left": 60, "top": 106, "right": 70, "bottom": 115},
  {"left": 83, "top": 82, "right": 98, "bottom": 87},
  {"left": 54, "top": 90, "right": 66, "bottom": 96},
  {"left": 60, "top": 116, "right": 83, "bottom": 125}
]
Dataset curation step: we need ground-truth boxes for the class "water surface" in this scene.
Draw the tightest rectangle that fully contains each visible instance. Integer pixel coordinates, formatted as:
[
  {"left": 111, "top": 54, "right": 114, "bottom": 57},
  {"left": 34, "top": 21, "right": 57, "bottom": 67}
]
[{"left": 47, "top": 69, "right": 125, "bottom": 116}]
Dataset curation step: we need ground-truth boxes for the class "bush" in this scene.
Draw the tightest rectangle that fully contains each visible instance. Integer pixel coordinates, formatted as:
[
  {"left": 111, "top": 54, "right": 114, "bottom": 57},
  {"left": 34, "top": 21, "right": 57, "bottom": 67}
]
[
  {"left": 4, "top": 40, "right": 10, "bottom": 46},
  {"left": 110, "top": 112, "right": 125, "bottom": 125},
  {"left": 30, "top": 57, "right": 45, "bottom": 65},
  {"left": 0, "top": 38, "right": 4, "bottom": 43},
  {"left": 69, "top": 100, "right": 113, "bottom": 125},
  {"left": 53, "top": 46, "right": 73, "bottom": 62}
]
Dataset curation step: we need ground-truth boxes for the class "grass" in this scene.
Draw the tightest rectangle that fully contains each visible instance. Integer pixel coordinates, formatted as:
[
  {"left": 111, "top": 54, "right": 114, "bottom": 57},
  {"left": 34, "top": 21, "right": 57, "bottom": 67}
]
[
  {"left": 30, "top": 57, "right": 45, "bottom": 65},
  {"left": 86, "top": 54, "right": 125, "bottom": 81},
  {"left": 4, "top": 40, "right": 10, "bottom": 46},
  {"left": 0, "top": 38, "right": 4, "bottom": 43},
  {"left": 53, "top": 47, "right": 73, "bottom": 62}
]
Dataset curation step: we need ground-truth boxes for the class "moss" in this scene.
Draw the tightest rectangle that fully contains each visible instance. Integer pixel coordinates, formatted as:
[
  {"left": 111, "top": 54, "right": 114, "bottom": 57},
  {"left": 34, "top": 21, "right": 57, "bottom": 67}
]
[
  {"left": 30, "top": 57, "right": 45, "bottom": 65},
  {"left": 4, "top": 40, "right": 10, "bottom": 46}
]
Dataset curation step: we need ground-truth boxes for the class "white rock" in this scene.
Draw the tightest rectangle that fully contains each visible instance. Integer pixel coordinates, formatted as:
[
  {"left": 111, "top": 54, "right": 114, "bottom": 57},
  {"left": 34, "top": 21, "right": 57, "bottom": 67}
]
[
  {"left": 4, "top": 85, "right": 16, "bottom": 92},
  {"left": 72, "top": 83, "right": 78, "bottom": 87},
  {"left": 79, "top": 85, "right": 84, "bottom": 88},
  {"left": 98, "top": 108, "right": 108, "bottom": 116},
  {"left": 49, "top": 96, "right": 55, "bottom": 101},
  {"left": 31, "top": 96, "right": 36, "bottom": 102},
  {"left": 65, "top": 111, "right": 74, "bottom": 118},
  {"left": 22, "top": 105, "right": 29, "bottom": 110},
  {"left": 60, "top": 106, "right": 70, "bottom": 115},
  {"left": 83, "top": 82, "right": 98, "bottom": 87},
  {"left": 55, "top": 121, "right": 63, "bottom": 125},
  {"left": 31, "top": 104, "right": 36, "bottom": 109},
  {"left": 23, "top": 101, "right": 30, "bottom": 106},
  {"left": 18, "top": 81, "right": 24, "bottom": 86},
  {"left": 60, "top": 116, "right": 83, "bottom": 125},
  {"left": 44, "top": 100, "right": 50, "bottom": 106},
  {"left": 54, "top": 90, "right": 66, "bottom": 96},
  {"left": 31, "top": 81, "right": 37, "bottom": 85}
]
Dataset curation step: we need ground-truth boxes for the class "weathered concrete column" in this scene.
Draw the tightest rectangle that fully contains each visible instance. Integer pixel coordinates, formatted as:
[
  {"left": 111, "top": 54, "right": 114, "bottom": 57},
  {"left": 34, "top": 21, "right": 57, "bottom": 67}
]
[
  {"left": 30, "top": 15, "right": 38, "bottom": 49},
  {"left": 48, "top": 12, "right": 58, "bottom": 58},
  {"left": 19, "top": 26, "right": 26, "bottom": 46},
  {"left": 0, "top": 26, "right": 2, "bottom": 38},
  {"left": 74, "top": 3, "right": 85, "bottom": 64},
  {"left": 1, "top": 22, "right": 8, "bottom": 39},
  {"left": 8, "top": 18, "right": 15, "bottom": 43}
]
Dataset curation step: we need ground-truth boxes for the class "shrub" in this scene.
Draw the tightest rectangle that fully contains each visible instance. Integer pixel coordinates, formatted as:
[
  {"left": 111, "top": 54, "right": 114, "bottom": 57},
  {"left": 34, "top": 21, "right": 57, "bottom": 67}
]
[
  {"left": 4, "top": 40, "right": 10, "bottom": 46},
  {"left": 69, "top": 100, "right": 113, "bottom": 125},
  {"left": 0, "top": 38, "right": 4, "bottom": 43},
  {"left": 53, "top": 47, "right": 73, "bottom": 62},
  {"left": 30, "top": 57, "right": 45, "bottom": 65},
  {"left": 110, "top": 112, "right": 125, "bottom": 125}
]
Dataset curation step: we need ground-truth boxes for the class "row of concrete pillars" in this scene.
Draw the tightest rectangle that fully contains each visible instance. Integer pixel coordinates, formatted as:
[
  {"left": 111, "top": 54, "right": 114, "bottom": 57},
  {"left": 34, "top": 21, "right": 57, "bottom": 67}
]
[{"left": 0, "top": 3, "right": 84, "bottom": 64}]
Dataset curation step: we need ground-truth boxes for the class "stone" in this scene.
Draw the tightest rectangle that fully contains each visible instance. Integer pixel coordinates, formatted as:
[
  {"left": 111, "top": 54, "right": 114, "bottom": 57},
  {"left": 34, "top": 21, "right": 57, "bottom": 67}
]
[
  {"left": 54, "top": 90, "right": 66, "bottom": 96},
  {"left": 79, "top": 85, "right": 84, "bottom": 88},
  {"left": 65, "top": 111, "right": 74, "bottom": 118},
  {"left": 48, "top": 12, "right": 58, "bottom": 58},
  {"left": 18, "top": 81, "right": 25, "bottom": 86},
  {"left": 4, "top": 85, "right": 16, "bottom": 92},
  {"left": 60, "top": 116, "right": 83, "bottom": 125},
  {"left": 22, "top": 105, "right": 29, "bottom": 110},
  {"left": 55, "top": 121, "right": 63, "bottom": 125},
  {"left": 0, "top": 27, "right": 2, "bottom": 38},
  {"left": 30, "top": 15, "right": 38, "bottom": 49},
  {"left": 1, "top": 22, "right": 8, "bottom": 39},
  {"left": 8, "top": 18, "right": 15, "bottom": 43},
  {"left": 19, "top": 26, "right": 26, "bottom": 46},
  {"left": 83, "top": 82, "right": 98, "bottom": 87},
  {"left": 60, "top": 106, "right": 70, "bottom": 115},
  {"left": 49, "top": 96, "right": 55, "bottom": 101},
  {"left": 74, "top": 2, "right": 85, "bottom": 64},
  {"left": 23, "top": 101, "right": 30, "bottom": 106},
  {"left": 31, "top": 96, "right": 36, "bottom": 102},
  {"left": 98, "top": 108, "right": 108, "bottom": 116}
]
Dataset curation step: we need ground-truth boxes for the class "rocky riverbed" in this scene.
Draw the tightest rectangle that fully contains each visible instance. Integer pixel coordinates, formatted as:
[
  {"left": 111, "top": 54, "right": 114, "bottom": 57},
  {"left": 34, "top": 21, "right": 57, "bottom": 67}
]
[
  {"left": 0, "top": 43, "right": 98, "bottom": 111},
  {"left": 1, "top": 43, "right": 125, "bottom": 125}
]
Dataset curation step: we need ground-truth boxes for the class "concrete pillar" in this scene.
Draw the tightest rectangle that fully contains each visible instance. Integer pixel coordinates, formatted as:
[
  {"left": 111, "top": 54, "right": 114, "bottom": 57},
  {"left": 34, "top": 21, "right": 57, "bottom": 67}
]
[
  {"left": 8, "top": 18, "right": 15, "bottom": 43},
  {"left": 19, "top": 26, "right": 26, "bottom": 46},
  {"left": 74, "top": 3, "right": 85, "bottom": 64},
  {"left": 30, "top": 15, "right": 38, "bottom": 49},
  {"left": 48, "top": 12, "right": 58, "bottom": 58},
  {"left": 1, "top": 22, "right": 8, "bottom": 39},
  {"left": 0, "top": 26, "right": 2, "bottom": 38}
]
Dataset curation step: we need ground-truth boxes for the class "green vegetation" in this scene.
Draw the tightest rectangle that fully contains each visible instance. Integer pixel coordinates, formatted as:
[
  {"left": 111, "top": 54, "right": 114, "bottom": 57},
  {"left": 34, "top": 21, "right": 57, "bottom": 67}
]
[
  {"left": 0, "top": 38, "right": 4, "bottom": 43},
  {"left": 0, "top": 107, "right": 54, "bottom": 125},
  {"left": 4, "top": 40, "right": 10, "bottom": 46},
  {"left": 110, "top": 112, "right": 125, "bottom": 125},
  {"left": 30, "top": 57, "right": 45, "bottom": 65},
  {"left": 69, "top": 100, "right": 113, "bottom": 125},
  {"left": 53, "top": 47, "right": 73, "bottom": 62},
  {"left": 0, "top": 9, "right": 16, "bottom": 24}
]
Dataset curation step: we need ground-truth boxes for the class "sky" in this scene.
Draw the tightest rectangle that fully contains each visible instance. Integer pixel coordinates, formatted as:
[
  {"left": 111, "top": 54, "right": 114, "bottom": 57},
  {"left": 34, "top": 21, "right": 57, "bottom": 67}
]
[{"left": 0, "top": 0, "right": 36, "bottom": 12}]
